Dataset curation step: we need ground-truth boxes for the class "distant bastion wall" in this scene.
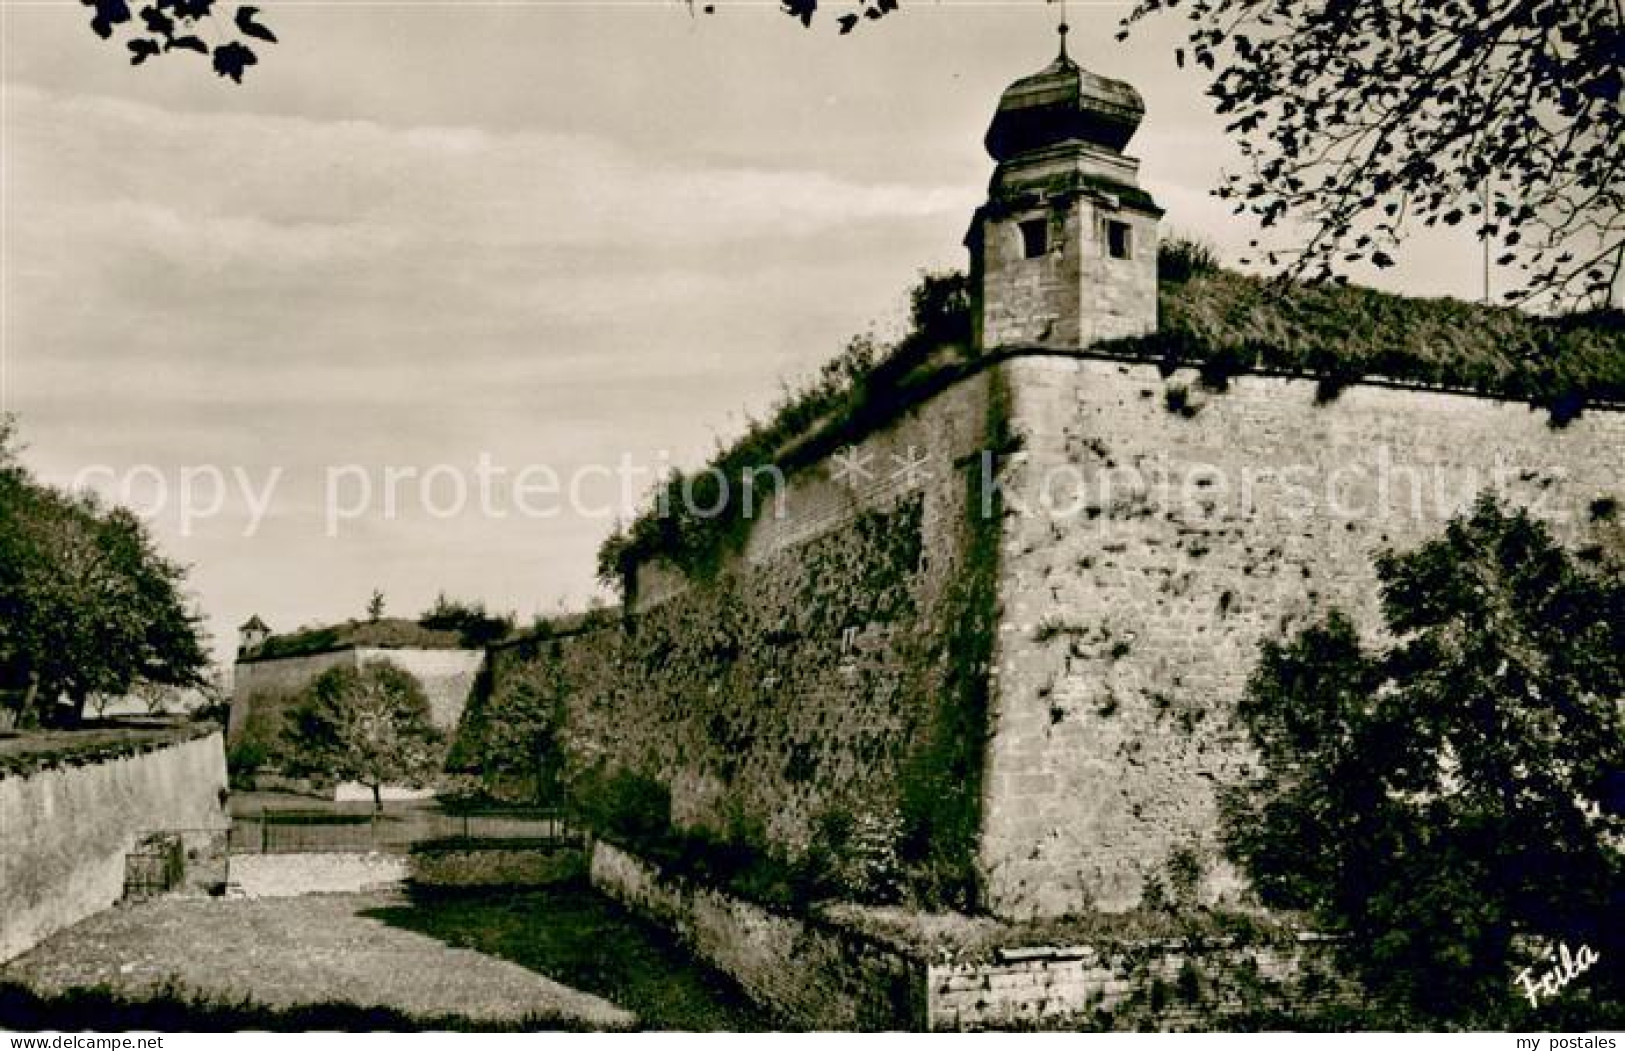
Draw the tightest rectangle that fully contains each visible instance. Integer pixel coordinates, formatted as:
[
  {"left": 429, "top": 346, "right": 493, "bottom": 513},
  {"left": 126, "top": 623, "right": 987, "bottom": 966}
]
[
  {"left": 230, "top": 647, "right": 483, "bottom": 745},
  {"left": 479, "top": 352, "right": 1622, "bottom": 921}
]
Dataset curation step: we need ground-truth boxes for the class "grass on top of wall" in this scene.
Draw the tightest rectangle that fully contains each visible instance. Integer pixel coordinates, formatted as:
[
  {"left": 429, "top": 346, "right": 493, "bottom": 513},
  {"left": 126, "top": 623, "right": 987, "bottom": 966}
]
[
  {"left": 1133, "top": 267, "right": 1625, "bottom": 411},
  {"left": 243, "top": 617, "right": 467, "bottom": 663},
  {"left": 596, "top": 260, "right": 1621, "bottom": 591},
  {"left": 0, "top": 717, "right": 217, "bottom": 779}
]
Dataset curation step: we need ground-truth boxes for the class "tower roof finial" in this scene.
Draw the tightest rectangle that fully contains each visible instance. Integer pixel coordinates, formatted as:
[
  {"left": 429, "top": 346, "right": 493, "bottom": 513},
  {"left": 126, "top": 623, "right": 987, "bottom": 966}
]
[{"left": 984, "top": 15, "right": 1147, "bottom": 161}]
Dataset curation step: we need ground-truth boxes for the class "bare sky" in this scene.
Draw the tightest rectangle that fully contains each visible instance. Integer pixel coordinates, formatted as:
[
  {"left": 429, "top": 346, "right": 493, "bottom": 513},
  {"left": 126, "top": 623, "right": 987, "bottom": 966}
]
[{"left": 0, "top": 1, "right": 1496, "bottom": 664}]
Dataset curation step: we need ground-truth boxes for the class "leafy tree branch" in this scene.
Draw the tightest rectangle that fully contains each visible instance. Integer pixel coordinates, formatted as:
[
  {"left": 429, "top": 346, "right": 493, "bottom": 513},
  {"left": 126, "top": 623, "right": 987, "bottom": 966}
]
[
  {"left": 81, "top": 0, "right": 277, "bottom": 82},
  {"left": 1125, "top": 0, "right": 1624, "bottom": 309}
]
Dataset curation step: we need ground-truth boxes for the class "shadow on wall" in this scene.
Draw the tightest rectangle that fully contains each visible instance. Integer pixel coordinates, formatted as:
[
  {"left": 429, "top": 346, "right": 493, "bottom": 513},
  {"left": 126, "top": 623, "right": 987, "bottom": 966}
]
[{"left": 362, "top": 883, "right": 776, "bottom": 1032}]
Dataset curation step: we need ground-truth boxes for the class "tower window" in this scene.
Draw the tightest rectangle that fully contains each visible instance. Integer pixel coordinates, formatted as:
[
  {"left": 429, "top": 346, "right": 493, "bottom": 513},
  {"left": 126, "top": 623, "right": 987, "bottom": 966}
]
[
  {"left": 1107, "top": 220, "right": 1133, "bottom": 260},
  {"left": 1019, "top": 219, "right": 1049, "bottom": 259}
]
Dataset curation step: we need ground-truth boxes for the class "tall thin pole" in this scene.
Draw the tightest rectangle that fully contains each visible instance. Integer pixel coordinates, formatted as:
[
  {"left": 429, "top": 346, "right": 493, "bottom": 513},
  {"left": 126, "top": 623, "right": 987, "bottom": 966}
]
[{"left": 1482, "top": 179, "right": 1492, "bottom": 305}]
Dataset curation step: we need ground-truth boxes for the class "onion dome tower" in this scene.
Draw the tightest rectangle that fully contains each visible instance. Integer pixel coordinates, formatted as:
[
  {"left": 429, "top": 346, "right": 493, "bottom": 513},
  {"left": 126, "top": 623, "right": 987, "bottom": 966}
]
[{"left": 967, "top": 25, "right": 1162, "bottom": 350}]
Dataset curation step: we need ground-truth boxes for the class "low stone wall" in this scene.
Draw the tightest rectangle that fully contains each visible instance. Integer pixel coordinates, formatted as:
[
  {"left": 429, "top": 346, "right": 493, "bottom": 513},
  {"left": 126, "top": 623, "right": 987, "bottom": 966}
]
[
  {"left": 409, "top": 845, "right": 585, "bottom": 888},
  {"left": 983, "top": 356, "right": 1625, "bottom": 916},
  {"left": 927, "top": 938, "right": 1355, "bottom": 1031},
  {"left": 588, "top": 840, "right": 926, "bottom": 1030},
  {"left": 0, "top": 729, "right": 229, "bottom": 963},
  {"left": 357, "top": 649, "right": 484, "bottom": 733},
  {"left": 228, "top": 852, "right": 409, "bottom": 898},
  {"left": 589, "top": 839, "right": 1357, "bottom": 1030}
]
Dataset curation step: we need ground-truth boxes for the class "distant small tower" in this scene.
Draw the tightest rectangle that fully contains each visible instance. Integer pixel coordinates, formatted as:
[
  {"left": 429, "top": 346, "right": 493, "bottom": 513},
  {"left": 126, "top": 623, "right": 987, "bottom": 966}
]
[
  {"left": 238, "top": 615, "right": 271, "bottom": 656},
  {"left": 967, "top": 25, "right": 1162, "bottom": 351}
]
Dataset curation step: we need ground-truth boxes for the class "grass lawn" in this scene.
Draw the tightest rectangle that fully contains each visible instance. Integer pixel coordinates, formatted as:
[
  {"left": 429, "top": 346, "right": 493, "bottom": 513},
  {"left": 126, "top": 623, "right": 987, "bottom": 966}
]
[
  {"left": 364, "top": 882, "right": 775, "bottom": 1031},
  {"left": 1, "top": 882, "right": 773, "bottom": 1031},
  {"left": 0, "top": 890, "right": 634, "bottom": 1031}
]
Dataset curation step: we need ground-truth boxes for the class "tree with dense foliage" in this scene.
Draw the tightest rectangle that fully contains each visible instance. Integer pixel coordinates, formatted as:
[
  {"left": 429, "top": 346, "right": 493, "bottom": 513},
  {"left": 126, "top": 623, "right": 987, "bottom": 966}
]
[
  {"left": 0, "top": 417, "right": 209, "bottom": 727},
  {"left": 1124, "top": 0, "right": 1623, "bottom": 308},
  {"left": 1224, "top": 495, "right": 1624, "bottom": 1021},
  {"left": 283, "top": 662, "right": 446, "bottom": 812},
  {"left": 459, "top": 655, "right": 565, "bottom": 803}
]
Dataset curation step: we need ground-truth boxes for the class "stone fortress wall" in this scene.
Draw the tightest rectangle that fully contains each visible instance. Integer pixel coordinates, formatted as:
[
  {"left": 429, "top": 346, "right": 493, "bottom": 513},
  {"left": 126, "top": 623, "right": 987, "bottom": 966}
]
[
  {"left": 981, "top": 355, "right": 1624, "bottom": 916},
  {"left": 491, "top": 372, "right": 1002, "bottom": 858},
  {"left": 498, "top": 354, "right": 1621, "bottom": 921},
  {"left": 468, "top": 32, "right": 1622, "bottom": 1022}
]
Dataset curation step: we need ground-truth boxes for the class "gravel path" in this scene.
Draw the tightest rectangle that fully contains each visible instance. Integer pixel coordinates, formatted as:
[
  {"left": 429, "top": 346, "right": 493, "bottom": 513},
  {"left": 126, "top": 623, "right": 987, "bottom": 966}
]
[{"left": 1, "top": 891, "right": 635, "bottom": 1030}]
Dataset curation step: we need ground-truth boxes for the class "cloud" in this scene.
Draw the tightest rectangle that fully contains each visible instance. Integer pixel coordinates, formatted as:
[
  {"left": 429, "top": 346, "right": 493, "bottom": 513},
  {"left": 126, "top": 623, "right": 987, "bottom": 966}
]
[
  {"left": 5, "top": 81, "right": 967, "bottom": 389},
  {"left": 5, "top": 80, "right": 973, "bottom": 414},
  {"left": 0, "top": 13, "right": 1499, "bottom": 666},
  {"left": 2, "top": 78, "right": 977, "bottom": 657},
  {"left": 9, "top": 81, "right": 964, "bottom": 251}
]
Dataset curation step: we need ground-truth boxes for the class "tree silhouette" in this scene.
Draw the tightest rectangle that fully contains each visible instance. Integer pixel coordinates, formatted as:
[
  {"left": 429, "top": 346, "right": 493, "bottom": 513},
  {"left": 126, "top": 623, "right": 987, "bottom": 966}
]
[{"left": 1124, "top": 0, "right": 1623, "bottom": 309}]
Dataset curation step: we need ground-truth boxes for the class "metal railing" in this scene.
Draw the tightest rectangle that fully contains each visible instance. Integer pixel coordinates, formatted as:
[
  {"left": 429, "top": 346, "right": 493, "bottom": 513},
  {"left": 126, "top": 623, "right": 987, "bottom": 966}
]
[{"left": 228, "top": 806, "right": 574, "bottom": 854}]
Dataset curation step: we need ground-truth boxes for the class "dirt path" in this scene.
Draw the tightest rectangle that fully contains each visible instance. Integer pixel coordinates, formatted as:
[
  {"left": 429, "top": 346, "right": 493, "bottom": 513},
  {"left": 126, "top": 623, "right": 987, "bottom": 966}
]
[{"left": 1, "top": 891, "right": 634, "bottom": 1030}]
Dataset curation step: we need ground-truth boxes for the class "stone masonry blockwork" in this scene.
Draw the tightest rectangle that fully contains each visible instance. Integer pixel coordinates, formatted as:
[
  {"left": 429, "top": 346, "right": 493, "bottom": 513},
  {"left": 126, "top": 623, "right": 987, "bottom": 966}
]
[
  {"left": 489, "top": 372, "right": 1000, "bottom": 858},
  {"left": 980, "top": 356, "right": 1624, "bottom": 917},
  {"left": 482, "top": 355, "right": 1621, "bottom": 922}
]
